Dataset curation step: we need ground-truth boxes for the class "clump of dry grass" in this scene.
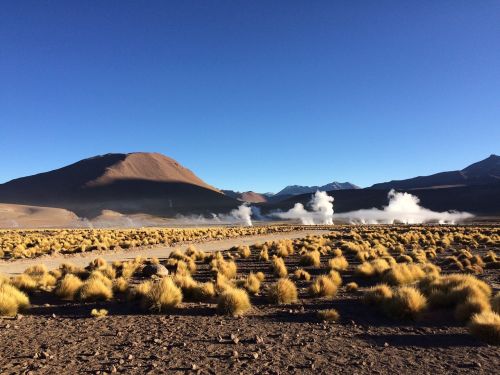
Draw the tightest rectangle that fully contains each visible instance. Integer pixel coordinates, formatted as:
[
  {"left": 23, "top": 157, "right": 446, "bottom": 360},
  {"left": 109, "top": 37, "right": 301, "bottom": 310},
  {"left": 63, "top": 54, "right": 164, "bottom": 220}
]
[
  {"left": 255, "top": 272, "right": 265, "bottom": 282},
  {"left": 214, "top": 273, "right": 234, "bottom": 294},
  {"left": 492, "top": 292, "right": 500, "bottom": 314},
  {"left": 317, "top": 309, "right": 340, "bottom": 322},
  {"left": 271, "top": 256, "right": 288, "bottom": 278},
  {"left": 468, "top": 311, "right": 500, "bottom": 345},
  {"left": 328, "top": 256, "right": 349, "bottom": 272},
  {"left": 55, "top": 274, "right": 83, "bottom": 300},
  {"left": 455, "top": 296, "right": 491, "bottom": 322},
  {"left": 210, "top": 253, "right": 237, "bottom": 279},
  {"left": 141, "top": 277, "right": 182, "bottom": 312},
  {"left": 91, "top": 308, "right": 108, "bottom": 318},
  {"left": 382, "top": 263, "right": 428, "bottom": 286},
  {"left": 259, "top": 245, "right": 269, "bottom": 261},
  {"left": 10, "top": 274, "right": 38, "bottom": 291},
  {"left": 0, "top": 284, "right": 30, "bottom": 316},
  {"left": 112, "top": 277, "right": 129, "bottom": 294},
  {"left": 237, "top": 245, "right": 251, "bottom": 259},
  {"left": 217, "top": 288, "right": 251, "bottom": 316},
  {"left": 309, "top": 275, "right": 338, "bottom": 298},
  {"left": 383, "top": 286, "right": 427, "bottom": 319},
  {"left": 364, "top": 284, "right": 393, "bottom": 305},
  {"left": 355, "top": 259, "right": 390, "bottom": 278},
  {"left": 293, "top": 268, "right": 311, "bottom": 281},
  {"left": 267, "top": 278, "right": 298, "bottom": 304},
  {"left": 346, "top": 282, "right": 358, "bottom": 292},
  {"left": 240, "top": 273, "right": 261, "bottom": 295},
  {"left": 78, "top": 273, "right": 113, "bottom": 302},
  {"left": 299, "top": 250, "right": 321, "bottom": 267}
]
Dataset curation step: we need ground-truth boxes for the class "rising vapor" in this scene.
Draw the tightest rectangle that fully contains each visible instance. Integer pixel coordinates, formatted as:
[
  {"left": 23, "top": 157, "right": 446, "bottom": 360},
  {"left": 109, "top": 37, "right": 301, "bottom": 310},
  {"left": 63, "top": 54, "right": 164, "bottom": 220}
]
[
  {"left": 275, "top": 191, "right": 334, "bottom": 224},
  {"left": 334, "top": 189, "right": 473, "bottom": 224}
]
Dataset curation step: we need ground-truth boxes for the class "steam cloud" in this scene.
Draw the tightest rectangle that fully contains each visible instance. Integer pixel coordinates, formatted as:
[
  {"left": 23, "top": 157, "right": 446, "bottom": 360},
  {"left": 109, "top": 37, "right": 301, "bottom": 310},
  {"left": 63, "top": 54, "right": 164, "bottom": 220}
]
[
  {"left": 174, "top": 204, "right": 254, "bottom": 226},
  {"left": 334, "top": 189, "right": 473, "bottom": 224},
  {"left": 275, "top": 191, "right": 334, "bottom": 225}
]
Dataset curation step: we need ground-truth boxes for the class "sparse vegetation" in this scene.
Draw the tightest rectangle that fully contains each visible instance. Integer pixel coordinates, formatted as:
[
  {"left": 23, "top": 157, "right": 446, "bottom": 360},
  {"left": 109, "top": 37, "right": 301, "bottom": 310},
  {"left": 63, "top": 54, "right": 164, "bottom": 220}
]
[{"left": 217, "top": 288, "right": 251, "bottom": 316}]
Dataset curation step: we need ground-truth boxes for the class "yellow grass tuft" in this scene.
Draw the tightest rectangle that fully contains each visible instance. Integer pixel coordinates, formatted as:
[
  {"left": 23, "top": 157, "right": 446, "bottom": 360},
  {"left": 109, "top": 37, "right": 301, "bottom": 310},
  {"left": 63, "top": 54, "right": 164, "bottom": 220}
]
[
  {"left": 267, "top": 278, "right": 298, "bottom": 304},
  {"left": 328, "top": 256, "right": 349, "bottom": 272},
  {"left": 271, "top": 256, "right": 288, "bottom": 278},
  {"left": 346, "top": 282, "right": 358, "bottom": 292},
  {"left": 293, "top": 268, "right": 311, "bottom": 281},
  {"left": 242, "top": 273, "right": 261, "bottom": 295},
  {"left": 112, "top": 277, "right": 129, "bottom": 294},
  {"left": 467, "top": 311, "right": 500, "bottom": 345},
  {"left": 237, "top": 245, "right": 251, "bottom": 259},
  {"left": 255, "top": 271, "right": 265, "bottom": 282},
  {"left": 217, "top": 288, "right": 251, "bottom": 316},
  {"left": 455, "top": 296, "right": 491, "bottom": 322},
  {"left": 0, "top": 284, "right": 30, "bottom": 316},
  {"left": 91, "top": 308, "right": 108, "bottom": 318},
  {"left": 383, "top": 286, "right": 427, "bottom": 319},
  {"left": 142, "top": 277, "right": 183, "bottom": 312},
  {"left": 382, "top": 263, "right": 427, "bottom": 286},
  {"left": 10, "top": 274, "right": 38, "bottom": 291},
  {"left": 259, "top": 246, "right": 270, "bottom": 261},
  {"left": 364, "top": 284, "right": 393, "bottom": 305},
  {"left": 492, "top": 292, "right": 500, "bottom": 314},
  {"left": 317, "top": 309, "right": 340, "bottom": 322},
  {"left": 55, "top": 274, "right": 83, "bottom": 300},
  {"left": 299, "top": 250, "right": 321, "bottom": 267},
  {"left": 309, "top": 275, "right": 338, "bottom": 298},
  {"left": 78, "top": 277, "right": 113, "bottom": 302}
]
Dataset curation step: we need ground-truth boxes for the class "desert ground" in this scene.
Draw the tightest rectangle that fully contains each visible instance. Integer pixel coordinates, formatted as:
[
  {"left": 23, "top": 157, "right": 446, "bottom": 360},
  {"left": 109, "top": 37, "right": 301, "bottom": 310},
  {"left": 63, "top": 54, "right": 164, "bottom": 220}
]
[{"left": 0, "top": 225, "right": 498, "bottom": 374}]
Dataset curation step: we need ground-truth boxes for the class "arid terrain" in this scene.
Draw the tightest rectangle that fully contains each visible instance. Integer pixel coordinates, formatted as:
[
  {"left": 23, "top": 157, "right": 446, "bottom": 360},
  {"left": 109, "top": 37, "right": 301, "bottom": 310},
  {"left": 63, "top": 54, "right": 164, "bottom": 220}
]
[{"left": 0, "top": 225, "right": 498, "bottom": 374}]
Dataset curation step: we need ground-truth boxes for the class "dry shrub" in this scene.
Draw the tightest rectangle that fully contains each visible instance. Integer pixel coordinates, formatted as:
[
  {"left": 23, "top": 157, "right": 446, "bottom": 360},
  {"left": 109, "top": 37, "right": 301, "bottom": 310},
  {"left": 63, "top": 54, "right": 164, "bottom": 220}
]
[
  {"left": 259, "top": 246, "right": 270, "bottom": 261},
  {"left": 113, "top": 277, "right": 129, "bottom": 294},
  {"left": 24, "top": 264, "right": 48, "bottom": 276},
  {"left": 332, "top": 248, "right": 343, "bottom": 257},
  {"left": 328, "top": 270, "right": 343, "bottom": 286},
  {"left": 364, "top": 284, "right": 393, "bottom": 305},
  {"left": 128, "top": 280, "right": 152, "bottom": 301},
  {"left": 215, "top": 273, "right": 234, "bottom": 294},
  {"left": 346, "top": 282, "right": 358, "bottom": 292},
  {"left": 383, "top": 286, "right": 427, "bottom": 319},
  {"left": 271, "top": 256, "right": 288, "bottom": 278},
  {"left": 468, "top": 311, "right": 500, "bottom": 345},
  {"left": 455, "top": 296, "right": 491, "bottom": 322},
  {"left": 328, "top": 256, "right": 349, "bottom": 272},
  {"left": 299, "top": 251, "right": 321, "bottom": 267},
  {"left": 317, "top": 309, "right": 340, "bottom": 322},
  {"left": 309, "top": 275, "right": 338, "bottom": 298},
  {"left": 91, "top": 308, "right": 108, "bottom": 318},
  {"left": 10, "top": 274, "right": 37, "bottom": 291},
  {"left": 267, "top": 278, "right": 298, "bottom": 304},
  {"left": 211, "top": 254, "right": 237, "bottom": 279},
  {"left": 55, "top": 274, "right": 83, "bottom": 300},
  {"left": 121, "top": 260, "right": 140, "bottom": 279},
  {"left": 492, "top": 292, "right": 500, "bottom": 314},
  {"left": 383, "top": 263, "right": 427, "bottom": 286},
  {"left": 255, "top": 272, "right": 265, "bottom": 282},
  {"left": 237, "top": 246, "right": 251, "bottom": 259},
  {"left": 355, "top": 262, "right": 375, "bottom": 277},
  {"left": 88, "top": 257, "right": 108, "bottom": 270},
  {"left": 293, "top": 268, "right": 311, "bottom": 281},
  {"left": 142, "top": 277, "right": 182, "bottom": 312},
  {"left": 78, "top": 276, "right": 113, "bottom": 301},
  {"left": 242, "top": 273, "right": 261, "bottom": 295},
  {"left": 0, "top": 284, "right": 30, "bottom": 316},
  {"left": 397, "top": 255, "right": 413, "bottom": 263},
  {"left": 217, "top": 288, "right": 251, "bottom": 316}
]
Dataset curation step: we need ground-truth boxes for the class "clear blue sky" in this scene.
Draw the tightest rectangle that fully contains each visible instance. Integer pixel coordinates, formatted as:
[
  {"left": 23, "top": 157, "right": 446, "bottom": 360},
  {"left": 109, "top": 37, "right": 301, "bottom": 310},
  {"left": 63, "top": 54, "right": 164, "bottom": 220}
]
[{"left": 1, "top": 1, "right": 498, "bottom": 193}]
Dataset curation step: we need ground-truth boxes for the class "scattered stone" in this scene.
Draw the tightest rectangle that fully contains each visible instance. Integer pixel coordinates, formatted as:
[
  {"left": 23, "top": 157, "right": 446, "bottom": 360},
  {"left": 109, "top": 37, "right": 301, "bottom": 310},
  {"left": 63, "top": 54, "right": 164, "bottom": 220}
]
[
  {"left": 192, "top": 364, "right": 199, "bottom": 370},
  {"left": 251, "top": 352, "right": 259, "bottom": 360},
  {"left": 232, "top": 350, "right": 239, "bottom": 358},
  {"left": 127, "top": 354, "right": 134, "bottom": 360},
  {"left": 384, "top": 342, "right": 389, "bottom": 347},
  {"left": 142, "top": 264, "right": 169, "bottom": 277}
]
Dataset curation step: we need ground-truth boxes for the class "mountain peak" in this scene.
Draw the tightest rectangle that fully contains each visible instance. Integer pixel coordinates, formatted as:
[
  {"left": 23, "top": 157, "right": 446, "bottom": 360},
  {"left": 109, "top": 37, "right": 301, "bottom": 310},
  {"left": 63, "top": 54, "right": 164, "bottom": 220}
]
[{"left": 276, "top": 181, "right": 359, "bottom": 196}]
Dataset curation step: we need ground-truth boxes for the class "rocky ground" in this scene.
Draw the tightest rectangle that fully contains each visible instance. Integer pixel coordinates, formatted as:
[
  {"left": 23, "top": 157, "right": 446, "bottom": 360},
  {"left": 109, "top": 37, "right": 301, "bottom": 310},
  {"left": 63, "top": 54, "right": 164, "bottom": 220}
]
[{"left": 0, "top": 227, "right": 498, "bottom": 374}]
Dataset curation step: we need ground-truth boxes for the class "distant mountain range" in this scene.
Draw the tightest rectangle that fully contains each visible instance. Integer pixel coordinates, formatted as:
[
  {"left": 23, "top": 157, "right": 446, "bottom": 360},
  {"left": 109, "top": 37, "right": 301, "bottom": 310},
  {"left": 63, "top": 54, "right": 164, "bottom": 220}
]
[
  {"left": 0, "top": 152, "right": 499, "bottom": 221},
  {"left": 371, "top": 154, "right": 500, "bottom": 190}
]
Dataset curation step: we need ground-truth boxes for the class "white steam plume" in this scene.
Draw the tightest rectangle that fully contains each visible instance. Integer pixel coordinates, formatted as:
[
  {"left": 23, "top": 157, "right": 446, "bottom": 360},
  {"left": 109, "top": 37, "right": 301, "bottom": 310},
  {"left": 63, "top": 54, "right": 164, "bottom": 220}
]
[
  {"left": 334, "top": 189, "right": 473, "bottom": 224},
  {"left": 275, "top": 191, "right": 334, "bottom": 225},
  {"left": 228, "top": 204, "right": 253, "bottom": 226}
]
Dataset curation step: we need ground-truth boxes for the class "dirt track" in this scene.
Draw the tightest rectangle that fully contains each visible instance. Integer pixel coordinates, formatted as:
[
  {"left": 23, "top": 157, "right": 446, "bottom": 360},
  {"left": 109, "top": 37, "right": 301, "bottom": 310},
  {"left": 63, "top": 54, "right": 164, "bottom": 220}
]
[{"left": 0, "top": 229, "right": 330, "bottom": 275}]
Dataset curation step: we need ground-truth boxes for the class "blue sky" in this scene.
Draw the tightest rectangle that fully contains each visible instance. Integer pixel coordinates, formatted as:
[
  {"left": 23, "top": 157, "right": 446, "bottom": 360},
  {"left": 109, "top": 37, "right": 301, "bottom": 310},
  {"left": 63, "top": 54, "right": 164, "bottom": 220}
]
[{"left": 1, "top": 1, "right": 498, "bottom": 193}]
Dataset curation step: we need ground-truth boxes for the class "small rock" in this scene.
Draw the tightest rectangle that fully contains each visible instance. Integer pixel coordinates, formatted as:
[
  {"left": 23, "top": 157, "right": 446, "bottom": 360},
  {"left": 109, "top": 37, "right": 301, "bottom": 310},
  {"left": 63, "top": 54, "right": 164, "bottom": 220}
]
[
  {"left": 142, "top": 264, "right": 169, "bottom": 277},
  {"left": 5, "top": 324, "right": 10, "bottom": 329},
  {"left": 255, "top": 335, "right": 264, "bottom": 344},
  {"left": 192, "top": 364, "right": 199, "bottom": 370},
  {"left": 230, "top": 334, "right": 239, "bottom": 344},
  {"left": 119, "top": 359, "right": 125, "bottom": 365},
  {"left": 232, "top": 350, "right": 239, "bottom": 358},
  {"left": 51, "top": 314, "right": 57, "bottom": 319},
  {"left": 110, "top": 365, "right": 117, "bottom": 373},
  {"left": 153, "top": 338, "right": 162, "bottom": 344},
  {"left": 16, "top": 314, "right": 23, "bottom": 320},
  {"left": 384, "top": 342, "right": 389, "bottom": 347},
  {"left": 251, "top": 352, "right": 259, "bottom": 360},
  {"left": 127, "top": 354, "right": 134, "bottom": 360}
]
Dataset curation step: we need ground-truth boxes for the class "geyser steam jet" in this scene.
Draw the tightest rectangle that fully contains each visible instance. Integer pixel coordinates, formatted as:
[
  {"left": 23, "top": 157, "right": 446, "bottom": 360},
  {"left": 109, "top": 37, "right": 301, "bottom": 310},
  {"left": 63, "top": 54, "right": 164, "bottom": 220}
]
[
  {"left": 334, "top": 189, "right": 473, "bottom": 224},
  {"left": 229, "top": 204, "right": 253, "bottom": 226},
  {"left": 275, "top": 191, "right": 334, "bottom": 225}
]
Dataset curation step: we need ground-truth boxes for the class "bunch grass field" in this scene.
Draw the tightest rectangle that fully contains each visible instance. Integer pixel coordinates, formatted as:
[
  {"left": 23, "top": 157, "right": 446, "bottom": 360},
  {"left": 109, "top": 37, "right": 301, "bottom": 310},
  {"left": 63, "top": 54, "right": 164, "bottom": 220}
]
[{"left": 0, "top": 224, "right": 499, "bottom": 345}]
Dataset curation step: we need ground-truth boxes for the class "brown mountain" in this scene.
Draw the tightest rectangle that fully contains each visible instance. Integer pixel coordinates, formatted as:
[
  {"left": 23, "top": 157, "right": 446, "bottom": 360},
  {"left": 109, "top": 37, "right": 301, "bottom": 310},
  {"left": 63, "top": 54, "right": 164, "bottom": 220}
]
[
  {"left": 222, "top": 190, "right": 269, "bottom": 203},
  {"left": 0, "top": 152, "right": 239, "bottom": 218},
  {"left": 371, "top": 154, "right": 500, "bottom": 190}
]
